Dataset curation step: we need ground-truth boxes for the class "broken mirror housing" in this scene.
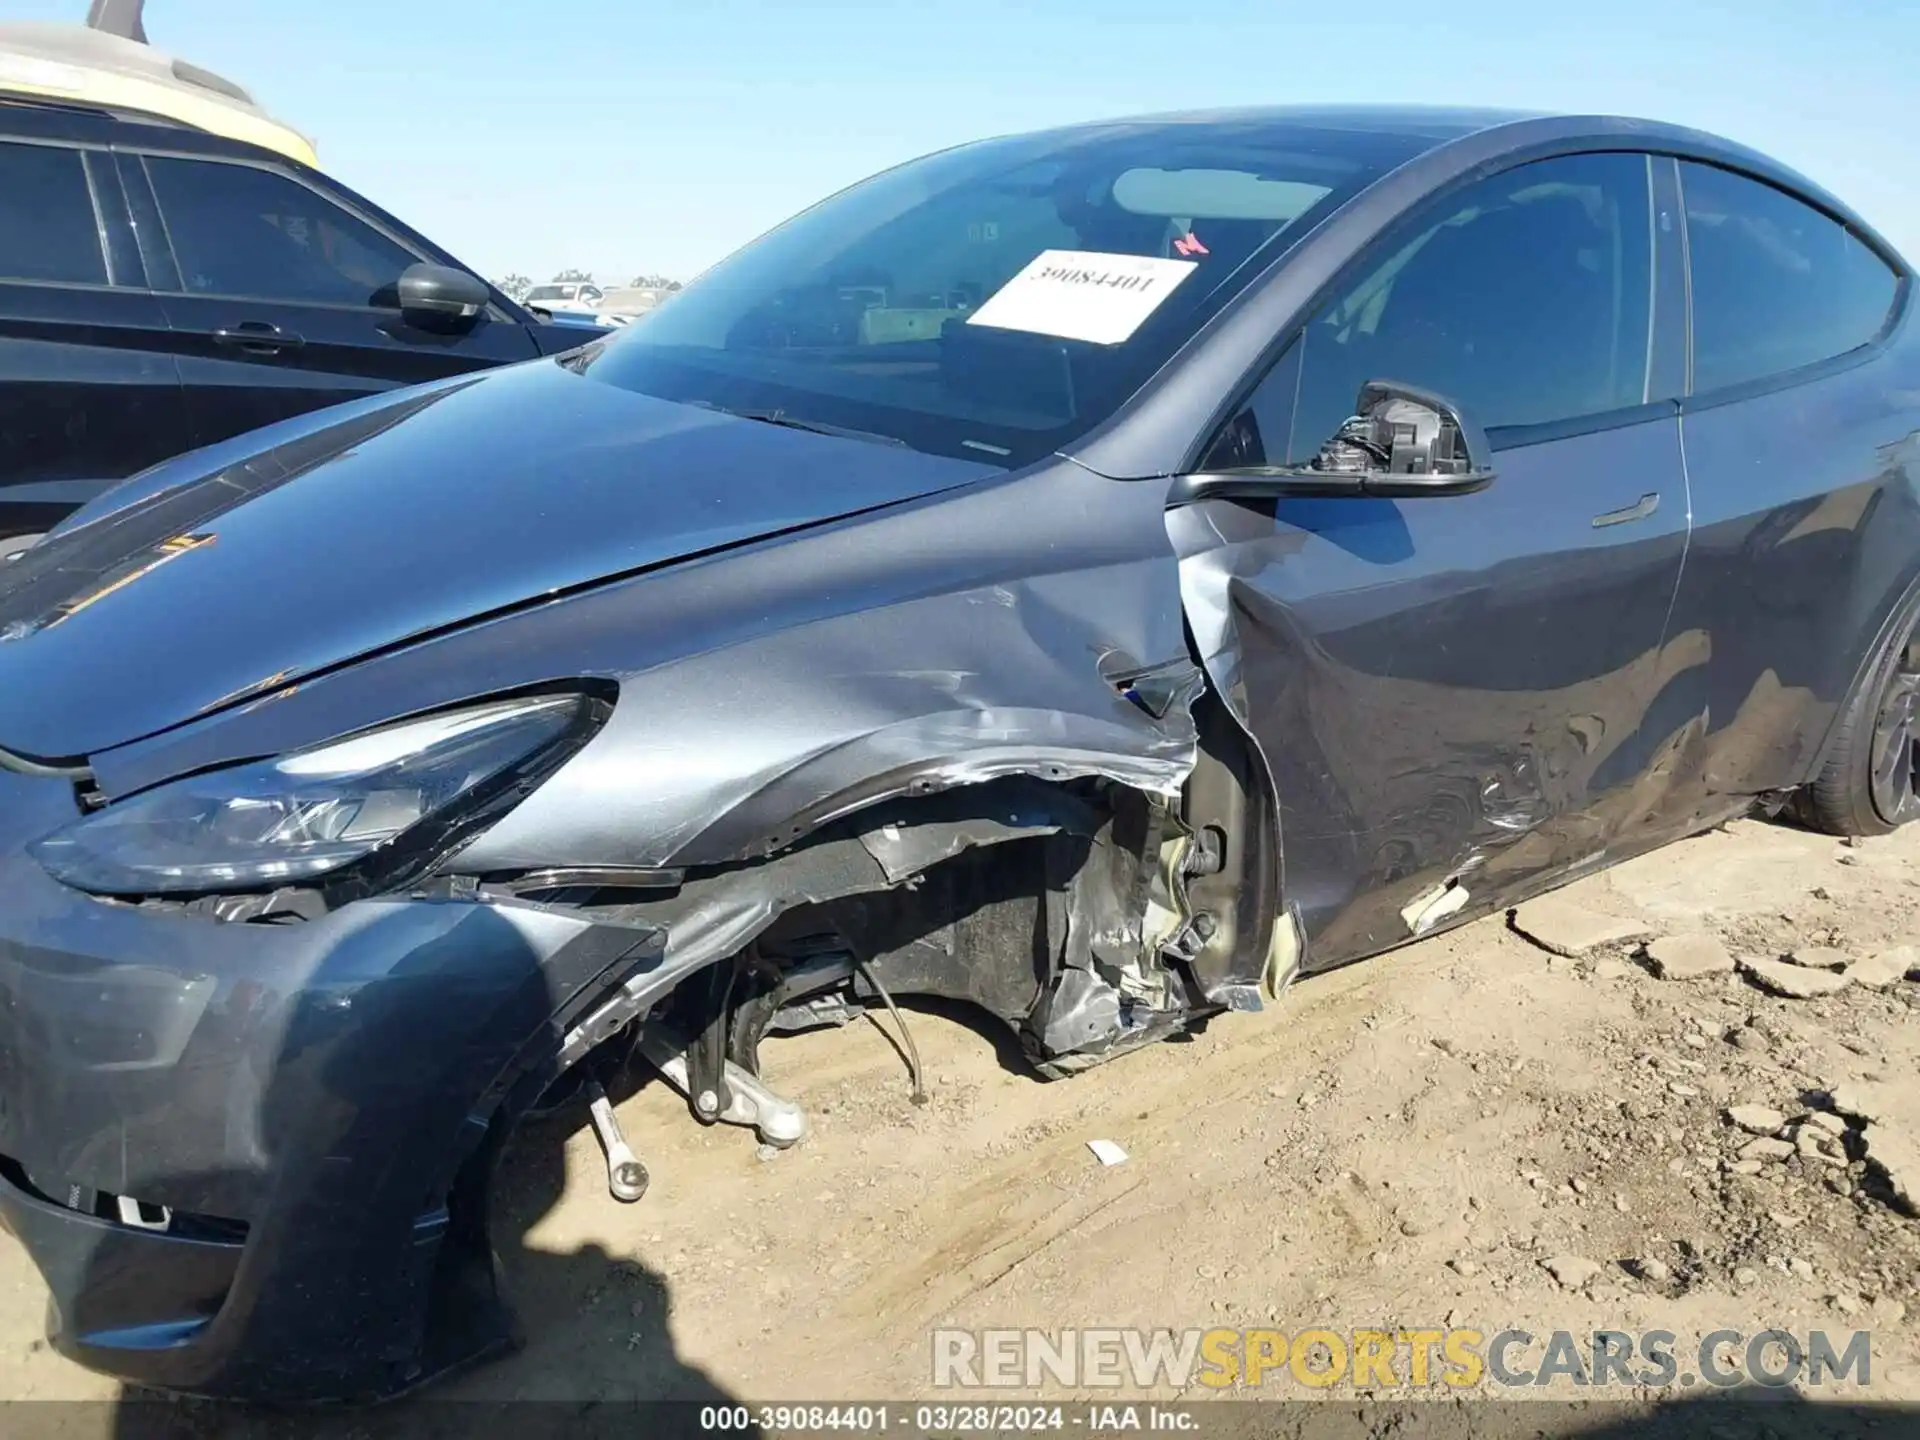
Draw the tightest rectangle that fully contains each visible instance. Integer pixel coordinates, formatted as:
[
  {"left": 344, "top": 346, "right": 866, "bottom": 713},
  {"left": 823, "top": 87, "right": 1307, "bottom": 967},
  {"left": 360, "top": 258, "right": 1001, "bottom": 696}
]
[
  {"left": 1314, "top": 381, "right": 1488, "bottom": 479},
  {"left": 30, "top": 693, "right": 591, "bottom": 895},
  {"left": 1166, "top": 380, "right": 1496, "bottom": 508}
]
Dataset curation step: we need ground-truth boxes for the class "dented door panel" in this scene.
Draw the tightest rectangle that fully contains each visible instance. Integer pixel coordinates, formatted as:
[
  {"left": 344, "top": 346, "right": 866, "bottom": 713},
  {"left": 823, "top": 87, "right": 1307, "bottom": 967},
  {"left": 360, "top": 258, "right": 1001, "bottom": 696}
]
[{"left": 1171, "top": 414, "right": 1691, "bottom": 969}]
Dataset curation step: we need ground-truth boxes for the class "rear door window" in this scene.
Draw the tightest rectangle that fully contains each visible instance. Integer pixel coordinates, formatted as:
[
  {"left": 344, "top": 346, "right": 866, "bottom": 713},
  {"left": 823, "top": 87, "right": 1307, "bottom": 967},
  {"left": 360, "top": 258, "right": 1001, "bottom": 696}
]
[
  {"left": 1679, "top": 161, "right": 1901, "bottom": 395},
  {"left": 0, "top": 141, "right": 108, "bottom": 285},
  {"left": 141, "top": 155, "right": 420, "bottom": 307}
]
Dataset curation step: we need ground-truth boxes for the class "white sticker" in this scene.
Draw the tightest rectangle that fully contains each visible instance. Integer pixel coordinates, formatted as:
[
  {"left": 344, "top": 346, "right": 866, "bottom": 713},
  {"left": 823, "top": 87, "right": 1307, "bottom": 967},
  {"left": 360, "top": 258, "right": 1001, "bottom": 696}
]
[{"left": 966, "top": 249, "right": 1197, "bottom": 346}]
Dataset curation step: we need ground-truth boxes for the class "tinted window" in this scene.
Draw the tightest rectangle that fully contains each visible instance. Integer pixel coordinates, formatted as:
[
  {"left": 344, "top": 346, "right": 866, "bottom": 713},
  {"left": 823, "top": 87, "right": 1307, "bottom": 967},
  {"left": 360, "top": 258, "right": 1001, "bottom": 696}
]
[
  {"left": 582, "top": 122, "right": 1428, "bottom": 466},
  {"left": 0, "top": 142, "right": 108, "bottom": 286},
  {"left": 1279, "top": 152, "right": 1655, "bottom": 462},
  {"left": 143, "top": 157, "right": 418, "bottom": 306},
  {"left": 1680, "top": 162, "right": 1900, "bottom": 394}
]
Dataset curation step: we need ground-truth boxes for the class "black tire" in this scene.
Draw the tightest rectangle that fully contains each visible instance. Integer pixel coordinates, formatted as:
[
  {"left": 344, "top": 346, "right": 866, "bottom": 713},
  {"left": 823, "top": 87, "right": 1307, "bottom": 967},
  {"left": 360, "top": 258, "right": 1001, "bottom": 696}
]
[{"left": 1800, "top": 616, "right": 1920, "bottom": 836}]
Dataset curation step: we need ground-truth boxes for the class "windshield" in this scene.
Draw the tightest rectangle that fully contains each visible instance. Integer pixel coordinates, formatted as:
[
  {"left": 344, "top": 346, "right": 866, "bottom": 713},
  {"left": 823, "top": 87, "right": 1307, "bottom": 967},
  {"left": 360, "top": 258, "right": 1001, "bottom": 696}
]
[
  {"left": 581, "top": 119, "right": 1420, "bottom": 466},
  {"left": 527, "top": 285, "right": 579, "bottom": 301}
]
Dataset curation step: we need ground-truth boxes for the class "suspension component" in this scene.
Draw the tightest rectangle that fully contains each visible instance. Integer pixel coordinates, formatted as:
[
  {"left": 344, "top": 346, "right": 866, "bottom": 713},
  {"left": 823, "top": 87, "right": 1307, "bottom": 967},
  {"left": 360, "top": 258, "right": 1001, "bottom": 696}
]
[
  {"left": 584, "top": 1076, "right": 650, "bottom": 1203},
  {"left": 636, "top": 1022, "right": 808, "bottom": 1147}
]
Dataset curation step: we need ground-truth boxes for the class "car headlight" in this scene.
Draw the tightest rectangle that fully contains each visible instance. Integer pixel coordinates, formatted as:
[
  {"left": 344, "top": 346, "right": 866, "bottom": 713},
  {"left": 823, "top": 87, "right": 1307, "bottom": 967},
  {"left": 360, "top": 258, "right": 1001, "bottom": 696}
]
[{"left": 32, "top": 693, "right": 591, "bottom": 896}]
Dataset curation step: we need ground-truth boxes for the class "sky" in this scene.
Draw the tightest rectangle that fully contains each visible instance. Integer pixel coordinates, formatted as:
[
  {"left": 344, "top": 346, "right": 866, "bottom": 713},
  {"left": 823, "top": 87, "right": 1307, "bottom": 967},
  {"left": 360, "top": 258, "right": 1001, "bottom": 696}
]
[{"left": 11, "top": 0, "right": 1918, "bottom": 286}]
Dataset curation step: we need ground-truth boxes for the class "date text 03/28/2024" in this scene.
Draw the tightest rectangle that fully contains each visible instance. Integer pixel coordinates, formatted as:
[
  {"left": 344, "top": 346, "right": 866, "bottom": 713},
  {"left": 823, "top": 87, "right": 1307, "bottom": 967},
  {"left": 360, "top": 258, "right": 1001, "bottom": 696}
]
[{"left": 700, "top": 1406, "right": 1193, "bottom": 1432}]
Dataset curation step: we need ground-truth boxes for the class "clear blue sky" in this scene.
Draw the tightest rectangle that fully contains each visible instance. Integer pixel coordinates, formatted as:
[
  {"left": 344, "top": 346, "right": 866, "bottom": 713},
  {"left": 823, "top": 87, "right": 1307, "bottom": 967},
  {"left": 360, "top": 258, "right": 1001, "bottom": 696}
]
[{"left": 16, "top": 0, "right": 1918, "bottom": 285}]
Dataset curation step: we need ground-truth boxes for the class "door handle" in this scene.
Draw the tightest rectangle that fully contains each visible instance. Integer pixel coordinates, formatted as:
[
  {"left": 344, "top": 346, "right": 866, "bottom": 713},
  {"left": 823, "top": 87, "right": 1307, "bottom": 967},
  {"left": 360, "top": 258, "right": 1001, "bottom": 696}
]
[
  {"left": 1591, "top": 492, "right": 1660, "bottom": 528},
  {"left": 210, "top": 321, "right": 304, "bottom": 355}
]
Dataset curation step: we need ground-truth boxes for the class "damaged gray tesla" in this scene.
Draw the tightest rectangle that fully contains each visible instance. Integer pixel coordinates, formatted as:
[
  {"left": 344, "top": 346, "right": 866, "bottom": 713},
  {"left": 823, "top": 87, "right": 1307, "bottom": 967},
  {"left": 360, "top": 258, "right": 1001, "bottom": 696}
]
[{"left": 2, "top": 105, "right": 1916, "bottom": 1401}]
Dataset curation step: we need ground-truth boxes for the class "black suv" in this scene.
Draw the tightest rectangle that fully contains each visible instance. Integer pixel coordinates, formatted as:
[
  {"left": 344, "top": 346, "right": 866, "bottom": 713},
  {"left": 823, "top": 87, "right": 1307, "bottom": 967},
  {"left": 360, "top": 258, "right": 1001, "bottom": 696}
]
[{"left": 0, "top": 97, "right": 609, "bottom": 557}]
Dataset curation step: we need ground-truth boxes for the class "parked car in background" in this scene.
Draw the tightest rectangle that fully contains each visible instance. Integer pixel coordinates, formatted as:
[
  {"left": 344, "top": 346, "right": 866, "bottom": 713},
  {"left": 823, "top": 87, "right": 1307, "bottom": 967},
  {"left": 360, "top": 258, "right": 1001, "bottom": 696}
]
[
  {"left": 524, "top": 281, "right": 601, "bottom": 313},
  {"left": 0, "top": 104, "right": 1914, "bottom": 1403},
  {"left": 524, "top": 281, "right": 631, "bottom": 326},
  {"left": 0, "top": 96, "right": 606, "bottom": 559},
  {"left": 599, "top": 284, "right": 672, "bottom": 320}
]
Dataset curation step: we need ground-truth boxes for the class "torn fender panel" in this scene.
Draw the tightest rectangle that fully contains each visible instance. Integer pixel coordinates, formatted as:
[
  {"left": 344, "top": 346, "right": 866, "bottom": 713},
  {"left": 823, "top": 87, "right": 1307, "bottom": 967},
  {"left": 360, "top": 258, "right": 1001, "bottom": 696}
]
[
  {"left": 548, "top": 780, "right": 1180, "bottom": 1075},
  {"left": 447, "top": 594, "right": 1201, "bottom": 873},
  {"left": 854, "top": 781, "right": 1102, "bottom": 885},
  {"left": 88, "top": 457, "right": 1202, "bottom": 872}
]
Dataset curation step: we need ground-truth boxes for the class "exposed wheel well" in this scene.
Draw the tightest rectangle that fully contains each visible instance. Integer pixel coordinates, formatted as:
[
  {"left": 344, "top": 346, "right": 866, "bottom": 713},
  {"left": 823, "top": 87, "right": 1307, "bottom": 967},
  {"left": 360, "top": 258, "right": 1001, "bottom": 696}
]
[{"left": 419, "top": 719, "right": 1288, "bottom": 1374}]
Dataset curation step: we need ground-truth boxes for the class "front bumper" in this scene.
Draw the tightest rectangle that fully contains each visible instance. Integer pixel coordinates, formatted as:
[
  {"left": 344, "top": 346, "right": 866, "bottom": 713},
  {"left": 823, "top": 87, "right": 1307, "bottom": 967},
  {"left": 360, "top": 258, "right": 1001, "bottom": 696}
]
[{"left": 0, "top": 768, "right": 658, "bottom": 1401}]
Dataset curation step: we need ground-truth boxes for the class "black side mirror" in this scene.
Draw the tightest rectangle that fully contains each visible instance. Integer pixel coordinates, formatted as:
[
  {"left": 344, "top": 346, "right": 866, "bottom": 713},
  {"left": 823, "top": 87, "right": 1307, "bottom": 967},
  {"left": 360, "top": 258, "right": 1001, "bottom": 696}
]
[
  {"left": 1168, "top": 380, "right": 1497, "bottom": 508},
  {"left": 396, "top": 263, "right": 490, "bottom": 328}
]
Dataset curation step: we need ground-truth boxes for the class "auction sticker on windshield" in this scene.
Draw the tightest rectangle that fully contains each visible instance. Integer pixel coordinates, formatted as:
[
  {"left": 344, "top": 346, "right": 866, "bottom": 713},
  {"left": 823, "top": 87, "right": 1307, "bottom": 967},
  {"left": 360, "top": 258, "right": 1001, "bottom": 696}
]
[{"left": 966, "top": 249, "right": 1197, "bottom": 345}]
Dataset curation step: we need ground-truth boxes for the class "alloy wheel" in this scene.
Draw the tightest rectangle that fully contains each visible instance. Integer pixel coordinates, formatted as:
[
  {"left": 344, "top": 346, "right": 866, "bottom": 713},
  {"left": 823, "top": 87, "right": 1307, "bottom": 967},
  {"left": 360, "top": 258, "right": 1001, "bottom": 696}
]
[{"left": 1869, "top": 636, "right": 1920, "bottom": 826}]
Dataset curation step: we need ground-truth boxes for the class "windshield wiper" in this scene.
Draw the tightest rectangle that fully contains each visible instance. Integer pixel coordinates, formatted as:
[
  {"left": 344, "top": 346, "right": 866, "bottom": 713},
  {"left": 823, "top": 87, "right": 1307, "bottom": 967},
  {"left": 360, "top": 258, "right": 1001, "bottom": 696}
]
[{"left": 688, "top": 401, "right": 907, "bottom": 449}]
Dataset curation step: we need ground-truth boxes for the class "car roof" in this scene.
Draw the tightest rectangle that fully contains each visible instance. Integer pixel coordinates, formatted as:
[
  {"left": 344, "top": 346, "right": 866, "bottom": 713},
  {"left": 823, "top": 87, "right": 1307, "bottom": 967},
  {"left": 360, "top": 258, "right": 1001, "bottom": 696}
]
[
  {"left": 1075, "top": 103, "right": 1546, "bottom": 138},
  {"left": 1009, "top": 103, "right": 1814, "bottom": 182},
  {"left": 1004, "top": 105, "right": 1890, "bottom": 258},
  {"left": 0, "top": 20, "right": 315, "bottom": 165},
  {"left": 0, "top": 89, "right": 316, "bottom": 167},
  {"left": 1001, "top": 103, "right": 1544, "bottom": 156}
]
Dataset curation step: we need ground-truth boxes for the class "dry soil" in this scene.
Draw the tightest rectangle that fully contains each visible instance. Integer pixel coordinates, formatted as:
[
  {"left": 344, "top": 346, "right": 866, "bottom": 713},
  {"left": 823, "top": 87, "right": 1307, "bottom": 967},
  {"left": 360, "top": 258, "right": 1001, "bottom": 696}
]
[{"left": 6, "top": 815, "right": 1920, "bottom": 1435}]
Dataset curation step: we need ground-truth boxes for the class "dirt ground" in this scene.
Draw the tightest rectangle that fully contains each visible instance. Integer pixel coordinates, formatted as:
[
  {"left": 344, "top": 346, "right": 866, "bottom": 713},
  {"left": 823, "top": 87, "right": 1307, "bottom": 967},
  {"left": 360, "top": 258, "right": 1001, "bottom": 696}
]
[{"left": 6, "top": 813, "right": 1920, "bottom": 1430}]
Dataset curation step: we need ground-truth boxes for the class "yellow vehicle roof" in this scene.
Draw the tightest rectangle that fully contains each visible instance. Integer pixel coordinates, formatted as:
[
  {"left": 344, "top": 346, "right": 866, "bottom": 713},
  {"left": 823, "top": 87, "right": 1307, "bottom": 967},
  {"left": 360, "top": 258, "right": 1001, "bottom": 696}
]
[{"left": 0, "top": 22, "right": 316, "bottom": 167}]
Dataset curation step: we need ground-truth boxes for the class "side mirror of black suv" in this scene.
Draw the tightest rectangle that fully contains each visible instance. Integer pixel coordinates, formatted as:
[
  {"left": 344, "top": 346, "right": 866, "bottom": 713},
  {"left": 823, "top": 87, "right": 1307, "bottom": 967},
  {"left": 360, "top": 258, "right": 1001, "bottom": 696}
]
[{"left": 397, "top": 263, "right": 491, "bottom": 328}]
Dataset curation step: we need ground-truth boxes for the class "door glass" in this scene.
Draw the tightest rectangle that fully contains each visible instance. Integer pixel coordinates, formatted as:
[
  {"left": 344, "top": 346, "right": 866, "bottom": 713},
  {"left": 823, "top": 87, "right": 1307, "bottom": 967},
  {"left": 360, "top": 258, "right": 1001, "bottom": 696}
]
[
  {"left": 1288, "top": 152, "right": 1656, "bottom": 460},
  {"left": 0, "top": 142, "right": 108, "bottom": 285},
  {"left": 1679, "top": 162, "right": 1900, "bottom": 395},
  {"left": 143, "top": 156, "right": 419, "bottom": 307}
]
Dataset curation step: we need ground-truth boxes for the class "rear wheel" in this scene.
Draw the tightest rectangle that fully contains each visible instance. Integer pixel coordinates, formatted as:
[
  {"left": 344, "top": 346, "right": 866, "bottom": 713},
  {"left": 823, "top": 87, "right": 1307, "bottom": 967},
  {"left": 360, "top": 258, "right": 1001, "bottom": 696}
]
[{"left": 1800, "top": 618, "right": 1920, "bottom": 836}]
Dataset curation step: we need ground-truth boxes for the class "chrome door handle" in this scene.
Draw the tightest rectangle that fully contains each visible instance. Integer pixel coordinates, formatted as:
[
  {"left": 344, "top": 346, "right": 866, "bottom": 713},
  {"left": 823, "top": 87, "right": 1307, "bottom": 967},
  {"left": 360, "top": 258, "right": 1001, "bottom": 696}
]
[
  {"left": 210, "top": 322, "right": 304, "bottom": 354},
  {"left": 1591, "top": 492, "right": 1659, "bottom": 528}
]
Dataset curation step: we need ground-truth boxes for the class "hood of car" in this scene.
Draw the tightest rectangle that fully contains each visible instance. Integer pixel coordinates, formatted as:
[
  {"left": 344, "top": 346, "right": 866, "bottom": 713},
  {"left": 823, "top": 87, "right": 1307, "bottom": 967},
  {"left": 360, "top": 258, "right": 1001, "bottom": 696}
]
[{"left": 0, "top": 358, "right": 995, "bottom": 763}]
